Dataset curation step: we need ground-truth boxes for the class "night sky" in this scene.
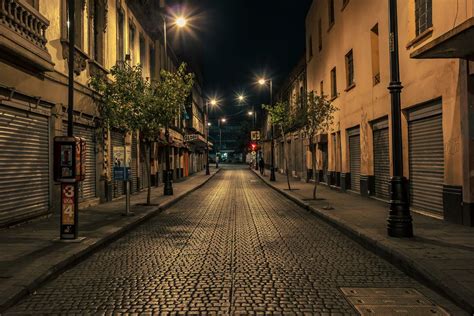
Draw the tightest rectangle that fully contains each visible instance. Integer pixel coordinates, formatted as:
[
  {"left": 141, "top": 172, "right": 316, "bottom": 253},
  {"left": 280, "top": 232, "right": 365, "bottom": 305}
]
[{"left": 170, "top": 0, "right": 313, "bottom": 122}]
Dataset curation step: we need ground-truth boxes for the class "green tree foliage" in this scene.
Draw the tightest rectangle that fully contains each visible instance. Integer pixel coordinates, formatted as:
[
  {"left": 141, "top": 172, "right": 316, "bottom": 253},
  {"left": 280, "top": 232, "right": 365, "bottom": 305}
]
[
  {"left": 263, "top": 101, "right": 293, "bottom": 190},
  {"left": 305, "top": 91, "right": 337, "bottom": 199},
  {"left": 90, "top": 61, "right": 194, "bottom": 205}
]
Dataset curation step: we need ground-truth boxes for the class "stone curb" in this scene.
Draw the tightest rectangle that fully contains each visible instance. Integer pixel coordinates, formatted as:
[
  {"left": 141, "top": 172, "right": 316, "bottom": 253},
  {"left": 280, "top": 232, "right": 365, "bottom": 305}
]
[
  {"left": 0, "top": 169, "right": 221, "bottom": 313},
  {"left": 251, "top": 170, "right": 473, "bottom": 314}
]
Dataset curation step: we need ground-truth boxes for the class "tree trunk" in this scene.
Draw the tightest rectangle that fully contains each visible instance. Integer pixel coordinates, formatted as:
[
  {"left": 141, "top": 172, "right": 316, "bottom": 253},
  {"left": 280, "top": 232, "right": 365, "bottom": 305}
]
[
  {"left": 312, "top": 141, "right": 318, "bottom": 200},
  {"left": 146, "top": 142, "right": 151, "bottom": 205}
]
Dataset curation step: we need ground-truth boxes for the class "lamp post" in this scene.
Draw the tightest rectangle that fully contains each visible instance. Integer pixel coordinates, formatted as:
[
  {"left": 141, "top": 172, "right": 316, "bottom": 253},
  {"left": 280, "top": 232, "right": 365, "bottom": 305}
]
[
  {"left": 387, "top": 0, "right": 413, "bottom": 237},
  {"left": 206, "top": 98, "right": 217, "bottom": 175},
  {"left": 259, "top": 78, "right": 276, "bottom": 181},
  {"left": 218, "top": 118, "right": 226, "bottom": 158},
  {"left": 248, "top": 108, "right": 259, "bottom": 170},
  {"left": 159, "top": 8, "right": 187, "bottom": 196}
]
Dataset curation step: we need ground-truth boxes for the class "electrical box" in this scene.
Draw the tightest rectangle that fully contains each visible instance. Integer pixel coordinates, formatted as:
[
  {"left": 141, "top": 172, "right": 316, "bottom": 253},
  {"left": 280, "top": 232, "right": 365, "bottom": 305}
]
[{"left": 54, "top": 136, "right": 86, "bottom": 182}]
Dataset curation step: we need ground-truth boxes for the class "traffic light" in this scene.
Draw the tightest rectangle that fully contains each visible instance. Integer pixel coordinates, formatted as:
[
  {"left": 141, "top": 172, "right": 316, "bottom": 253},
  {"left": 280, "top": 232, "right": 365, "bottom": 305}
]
[{"left": 250, "top": 142, "right": 257, "bottom": 151}]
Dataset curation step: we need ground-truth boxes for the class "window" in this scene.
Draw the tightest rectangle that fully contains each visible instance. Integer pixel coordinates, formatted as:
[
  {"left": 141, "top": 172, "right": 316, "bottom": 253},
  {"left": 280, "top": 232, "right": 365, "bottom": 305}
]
[
  {"left": 370, "top": 24, "right": 380, "bottom": 85},
  {"left": 129, "top": 22, "right": 136, "bottom": 64},
  {"left": 89, "top": 0, "right": 106, "bottom": 64},
  {"left": 330, "top": 67, "right": 337, "bottom": 99},
  {"left": 345, "top": 49, "right": 354, "bottom": 88},
  {"left": 139, "top": 34, "right": 146, "bottom": 68},
  {"left": 117, "top": 7, "right": 125, "bottom": 61},
  {"left": 320, "top": 80, "right": 324, "bottom": 97},
  {"left": 63, "top": 0, "right": 84, "bottom": 49},
  {"left": 318, "top": 19, "right": 322, "bottom": 51},
  {"left": 415, "top": 0, "right": 432, "bottom": 36},
  {"left": 328, "top": 0, "right": 335, "bottom": 27},
  {"left": 308, "top": 36, "right": 313, "bottom": 59},
  {"left": 299, "top": 86, "right": 305, "bottom": 108}
]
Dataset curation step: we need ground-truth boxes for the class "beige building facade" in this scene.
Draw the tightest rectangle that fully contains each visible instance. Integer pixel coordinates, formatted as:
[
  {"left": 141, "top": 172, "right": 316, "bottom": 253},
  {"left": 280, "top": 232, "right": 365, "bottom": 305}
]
[
  {"left": 0, "top": 0, "right": 206, "bottom": 227},
  {"left": 288, "top": 0, "right": 474, "bottom": 225}
]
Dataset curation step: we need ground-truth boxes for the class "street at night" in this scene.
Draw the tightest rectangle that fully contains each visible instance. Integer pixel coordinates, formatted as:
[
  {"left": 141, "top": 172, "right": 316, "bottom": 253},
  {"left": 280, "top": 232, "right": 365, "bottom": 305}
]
[
  {"left": 4, "top": 167, "right": 464, "bottom": 314},
  {"left": 1, "top": 0, "right": 474, "bottom": 314}
]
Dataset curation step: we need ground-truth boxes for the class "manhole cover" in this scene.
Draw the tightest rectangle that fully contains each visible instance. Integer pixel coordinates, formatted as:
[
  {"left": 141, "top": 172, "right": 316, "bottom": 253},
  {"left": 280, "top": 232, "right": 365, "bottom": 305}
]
[{"left": 340, "top": 288, "right": 450, "bottom": 316}]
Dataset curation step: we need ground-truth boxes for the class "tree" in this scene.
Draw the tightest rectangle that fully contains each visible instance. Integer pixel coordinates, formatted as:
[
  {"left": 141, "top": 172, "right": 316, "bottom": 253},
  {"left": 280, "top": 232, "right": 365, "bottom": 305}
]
[
  {"left": 90, "top": 61, "right": 193, "bottom": 205},
  {"left": 153, "top": 63, "right": 194, "bottom": 195},
  {"left": 305, "top": 91, "right": 337, "bottom": 199},
  {"left": 263, "top": 101, "right": 294, "bottom": 190}
]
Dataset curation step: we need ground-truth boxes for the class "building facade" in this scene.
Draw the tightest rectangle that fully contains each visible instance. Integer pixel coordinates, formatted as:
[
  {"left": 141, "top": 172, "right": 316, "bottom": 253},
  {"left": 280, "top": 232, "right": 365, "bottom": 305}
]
[
  {"left": 263, "top": 0, "right": 474, "bottom": 226},
  {"left": 0, "top": 0, "right": 206, "bottom": 227},
  {"left": 306, "top": 0, "right": 474, "bottom": 225}
]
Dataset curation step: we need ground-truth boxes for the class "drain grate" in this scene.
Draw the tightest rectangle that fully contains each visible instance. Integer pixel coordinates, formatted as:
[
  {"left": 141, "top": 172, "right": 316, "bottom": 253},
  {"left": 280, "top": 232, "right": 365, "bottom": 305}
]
[{"left": 340, "top": 288, "right": 450, "bottom": 315}]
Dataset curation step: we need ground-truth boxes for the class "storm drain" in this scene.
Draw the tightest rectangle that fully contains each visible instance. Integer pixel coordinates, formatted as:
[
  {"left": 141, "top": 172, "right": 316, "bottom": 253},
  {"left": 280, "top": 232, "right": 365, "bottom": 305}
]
[{"left": 340, "top": 288, "right": 450, "bottom": 315}]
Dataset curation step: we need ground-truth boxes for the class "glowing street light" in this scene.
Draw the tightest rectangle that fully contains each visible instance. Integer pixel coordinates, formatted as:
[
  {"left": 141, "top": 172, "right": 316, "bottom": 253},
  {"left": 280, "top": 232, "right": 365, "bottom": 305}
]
[
  {"left": 258, "top": 78, "right": 266, "bottom": 86},
  {"left": 175, "top": 16, "right": 187, "bottom": 28},
  {"left": 248, "top": 111, "right": 254, "bottom": 116},
  {"left": 210, "top": 99, "right": 217, "bottom": 106}
]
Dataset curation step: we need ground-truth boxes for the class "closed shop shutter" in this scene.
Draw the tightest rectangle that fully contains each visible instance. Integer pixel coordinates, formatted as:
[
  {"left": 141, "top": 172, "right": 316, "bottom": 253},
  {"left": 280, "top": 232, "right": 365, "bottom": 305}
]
[
  {"left": 111, "top": 130, "right": 125, "bottom": 198},
  {"left": 63, "top": 123, "right": 97, "bottom": 201},
  {"left": 409, "top": 103, "right": 444, "bottom": 214},
  {"left": 373, "top": 120, "right": 390, "bottom": 201},
  {"left": 0, "top": 106, "right": 49, "bottom": 226},
  {"left": 131, "top": 133, "right": 138, "bottom": 193},
  {"left": 348, "top": 128, "right": 361, "bottom": 192}
]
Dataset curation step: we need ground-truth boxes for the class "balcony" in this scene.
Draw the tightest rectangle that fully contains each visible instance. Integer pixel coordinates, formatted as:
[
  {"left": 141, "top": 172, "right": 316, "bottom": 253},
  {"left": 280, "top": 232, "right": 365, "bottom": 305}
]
[{"left": 0, "top": 0, "right": 54, "bottom": 72}]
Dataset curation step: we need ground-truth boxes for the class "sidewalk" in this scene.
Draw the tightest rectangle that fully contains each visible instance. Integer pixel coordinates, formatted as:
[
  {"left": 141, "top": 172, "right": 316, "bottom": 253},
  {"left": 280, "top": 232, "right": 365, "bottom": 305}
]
[
  {"left": 253, "top": 169, "right": 474, "bottom": 313},
  {"left": 0, "top": 168, "right": 220, "bottom": 312}
]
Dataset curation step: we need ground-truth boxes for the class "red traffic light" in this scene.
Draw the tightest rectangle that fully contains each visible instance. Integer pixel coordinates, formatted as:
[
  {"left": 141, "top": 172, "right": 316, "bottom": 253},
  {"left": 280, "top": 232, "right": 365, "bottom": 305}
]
[{"left": 250, "top": 143, "right": 257, "bottom": 151}]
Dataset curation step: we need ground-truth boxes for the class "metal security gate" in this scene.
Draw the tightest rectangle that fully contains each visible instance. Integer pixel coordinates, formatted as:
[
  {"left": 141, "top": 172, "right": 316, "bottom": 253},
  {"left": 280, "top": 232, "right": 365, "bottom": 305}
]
[
  {"left": 409, "top": 102, "right": 444, "bottom": 214},
  {"left": 348, "top": 128, "right": 361, "bottom": 192},
  {"left": 63, "top": 123, "right": 97, "bottom": 201},
  {"left": 111, "top": 130, "right": 125, "bottom": 198},
  {"left": 373, "top": 120, "right": 390, "bottom": 200},
  {"left": 131, "top": 132, "right": 138, "bottom": 193},
  {"left": 0, "top": 106, "right": 49, "bottom": 226}
]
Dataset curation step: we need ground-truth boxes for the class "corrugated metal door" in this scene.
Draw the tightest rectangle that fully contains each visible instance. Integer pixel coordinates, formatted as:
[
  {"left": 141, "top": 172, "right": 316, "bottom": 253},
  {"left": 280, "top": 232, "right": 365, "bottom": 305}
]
[
  {"left": 111, "top": 130, "right": 125, "bottom": 198},
  {"left": 131, "top": 133, "right": 138, "bottom": 193},
  {"left": 348, "top": 128, "right": 361, "bottom": 192},
  {"left": 409, "top": 103, "right": 444, "bottom": 214},
  {"left": 0, "top": 106, "right": 49, "bottom": 226},
  {"left": 373, "top": 120, "right": 390, "bottom": 201},
  {"left": 63, "top": 123, "right": 96, "bottom": 201}
]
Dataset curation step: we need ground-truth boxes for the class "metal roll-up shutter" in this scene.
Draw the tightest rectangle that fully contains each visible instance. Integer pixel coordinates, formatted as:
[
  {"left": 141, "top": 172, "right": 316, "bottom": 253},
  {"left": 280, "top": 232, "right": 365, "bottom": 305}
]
[
  {"left": 63, "top": 123, "right": 97, "bottom": 201},
  {"left": 409, "top": 102, "right": 444, "bottom": 214},
  {"left": 0, "top": 106, "right": 49, "bottom": 226},
  {"left": 348, "top": 128, "right": 361, "bottom": 192},
  {"left": 373, "top": 119, "right": 390, "bottom": 201},
  {"left": 131, "top": 133, "right": 138, "bottom": 193},
  {"left": 111, "top": 130, "right": 125, "bottom": 198}
]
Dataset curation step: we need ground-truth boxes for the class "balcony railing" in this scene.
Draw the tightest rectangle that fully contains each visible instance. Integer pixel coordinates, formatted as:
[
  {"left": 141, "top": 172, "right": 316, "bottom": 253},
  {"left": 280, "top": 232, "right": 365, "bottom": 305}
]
[{"left": 0, "top": 0, "right": 53, "bottom": 71}]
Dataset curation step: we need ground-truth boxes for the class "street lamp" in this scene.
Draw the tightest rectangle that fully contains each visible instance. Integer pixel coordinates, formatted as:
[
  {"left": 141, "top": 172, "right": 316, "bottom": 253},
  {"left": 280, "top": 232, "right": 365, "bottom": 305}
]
[
  {"left": 218, "top": 118, "right": 226, "bottom": 161},
  {"left": 205, "top": 98, "right": 218, "bottom": 175},
  {"left": 387, "top": 0, "right": 413, "bottom": 237},
  {"left": 258, "top": 78, "right": 276, "bottom": 181},
  {"left": 160, "top": 9, "right": 189, "bottom": 196}
]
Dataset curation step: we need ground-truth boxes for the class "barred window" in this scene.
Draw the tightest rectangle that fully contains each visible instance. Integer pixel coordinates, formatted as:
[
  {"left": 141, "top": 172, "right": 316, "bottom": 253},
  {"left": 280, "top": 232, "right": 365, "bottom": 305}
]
[{"left": 415, "top": 0, "right": 432, "bottom": 36}]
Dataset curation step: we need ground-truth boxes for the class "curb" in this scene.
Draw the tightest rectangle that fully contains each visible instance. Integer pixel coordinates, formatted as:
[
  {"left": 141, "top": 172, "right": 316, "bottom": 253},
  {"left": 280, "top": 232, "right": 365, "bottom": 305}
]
[
  {"left": 251, "top": 170, "right": 473, "bottom": 314},
  {"left": 0, "top": 169, "right": 221, "bottom": 313}
]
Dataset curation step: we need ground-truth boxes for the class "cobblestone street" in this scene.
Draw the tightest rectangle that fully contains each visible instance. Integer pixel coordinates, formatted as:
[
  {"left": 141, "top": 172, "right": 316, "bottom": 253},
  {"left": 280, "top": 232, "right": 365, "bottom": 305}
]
[{"left": 6, "top": 168, "right": 462, "bottom": 314}]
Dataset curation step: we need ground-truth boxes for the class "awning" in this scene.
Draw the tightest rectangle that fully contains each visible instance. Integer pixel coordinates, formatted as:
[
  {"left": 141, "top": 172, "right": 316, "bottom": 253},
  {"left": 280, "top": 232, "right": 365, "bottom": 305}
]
[{"left": 411, "top": 17, "right": 474, "bottom": 60}]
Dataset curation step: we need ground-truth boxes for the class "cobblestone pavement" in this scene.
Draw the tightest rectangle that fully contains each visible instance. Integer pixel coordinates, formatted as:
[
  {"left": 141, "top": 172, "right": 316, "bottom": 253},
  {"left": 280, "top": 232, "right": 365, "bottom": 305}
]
[{"left": 6, "top": 168, "right": 462, "bottom": 315}]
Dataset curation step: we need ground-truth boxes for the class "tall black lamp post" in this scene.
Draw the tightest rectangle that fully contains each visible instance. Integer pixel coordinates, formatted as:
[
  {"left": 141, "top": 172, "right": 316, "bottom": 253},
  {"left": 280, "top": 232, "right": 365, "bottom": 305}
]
[
  {"left": 387, "top": 0, "right": 413, "bottom": 237},
  {"left": 258, "top": 78, "right": 276, "bottom": 181}
]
